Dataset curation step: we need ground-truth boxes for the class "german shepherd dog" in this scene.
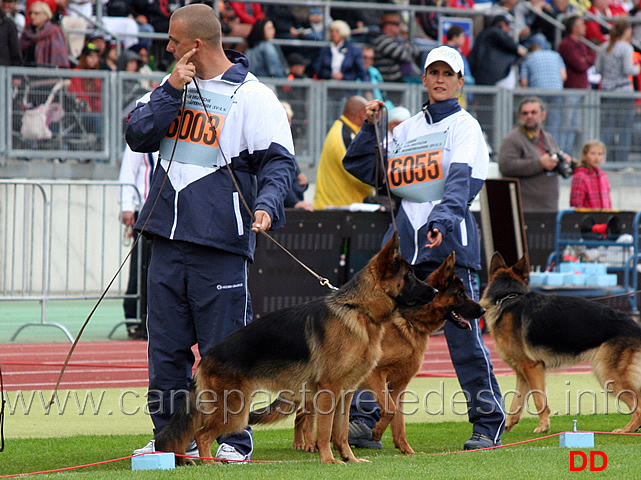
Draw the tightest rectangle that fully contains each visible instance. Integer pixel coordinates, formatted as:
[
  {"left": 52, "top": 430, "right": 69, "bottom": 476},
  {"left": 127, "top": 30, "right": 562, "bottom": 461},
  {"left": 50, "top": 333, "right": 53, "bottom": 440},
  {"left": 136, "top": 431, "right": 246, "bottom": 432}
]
[
  {"left": 482, "top": 252, "right": 641, "bottom": 434},
  {"left": 289, "top": 252, "right": 485, "bottom": 454},
  {"left": 154, "top": 234, "right": 437, "bottom": 465}
]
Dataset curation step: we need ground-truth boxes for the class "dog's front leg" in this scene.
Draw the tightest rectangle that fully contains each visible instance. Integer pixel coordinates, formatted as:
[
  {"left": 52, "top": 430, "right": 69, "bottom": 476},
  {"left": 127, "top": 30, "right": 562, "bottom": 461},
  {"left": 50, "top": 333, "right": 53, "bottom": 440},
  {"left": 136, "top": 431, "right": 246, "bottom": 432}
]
[
  {"left": 315, "top": 388, "right": 343, "bottom": 464},
  {"left": 505, "top": 371, "right": 527, "bottom": 432},
  {"left": 332, "top": 390, "right": 369, "bottom": 463},
  {"left": 388, "top": 380, "right": 415, "bottom": 454},
  {"left": 520, "top": 362, "right": 550, "bottom": 433}
]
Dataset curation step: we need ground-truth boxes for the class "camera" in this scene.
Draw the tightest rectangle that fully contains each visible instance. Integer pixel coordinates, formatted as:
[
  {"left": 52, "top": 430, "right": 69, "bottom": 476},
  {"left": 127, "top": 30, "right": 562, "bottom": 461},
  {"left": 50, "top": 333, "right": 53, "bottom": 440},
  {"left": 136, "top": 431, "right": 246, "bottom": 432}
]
[{"left": 550, "top": 151, "right": 575, "bottom": 178}]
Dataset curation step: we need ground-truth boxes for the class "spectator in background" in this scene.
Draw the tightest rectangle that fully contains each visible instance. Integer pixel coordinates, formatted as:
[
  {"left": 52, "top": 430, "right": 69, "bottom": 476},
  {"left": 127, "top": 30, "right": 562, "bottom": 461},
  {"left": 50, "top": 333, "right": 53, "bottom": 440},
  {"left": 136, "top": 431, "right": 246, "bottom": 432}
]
[
  {"left": 361, "top": 45, "right": 388, "bottom": 106},
  {"left": 570, "top": 139, "right": 612, "bottom": 208},
  {"left": 281, "top": 101, "right": 314, "bottom": 212},
  {"left": 119, "top": 145, "right": 157, "bottom": 340},
  {"left": 262, "top": 3, "right": 303, "bottom": 40},
  {"left": 0, "top": 3, "right": 23, "bottom": 66},
  {"left": 314, "top": 96, "right": 372, "bottom": 210},
  {"left": 100, "top": 40, "right": 118, "bottom": 71},
  {"left": 86, "top": 31, "right": 107, "bottom": 57},
  {"left": 25, "top": 0, "right": 64, "bottom": 24},
  {"left": 468, "top": 15, "right": 526, "bottom": 88},
  {"left": 445, "top": 24, "right": 475, "bottom": 108},
  {"left": 595, "top": 19, "right": 639, "bottom": 163},
  {"left": 20, "top": 1, "right": 69, "bottom": 68},
  {"left": 373, "top": 13, "right": 421, "bottom": 83},
  {"left": 245, "top": 18, "right": 288, "bottom": 78},
  {"left": 314, "top": 20, "right": 367, "bottom": 81},
  {"left": 287, "top": 52, "right": 310, "bottom": 78},
  {"left": 445, "top": 25, "right": 474, "bottom": 86},
  {"left": 585, "top": 0, "right": 627, "bottom": 46},
  {"left": 228, "top": 1, "right": 264, "bottom": 26},
  {"left": 68, "top": 42, "right": 101, "bottom": 138},
  {"left": 498, "top": 96, "right": 572, "bottom": 212},
  {"left": 386, "top": 105, "right": 411, "bottom": 143},
  {"left": 557, "top": 14, "right": 596, "bottom": 155},
  {"left": 2, "top": 0, "right": 25, "bottom": 32},
  {"left": 519, "top": 36, "right": 566, "bottom": 143}
]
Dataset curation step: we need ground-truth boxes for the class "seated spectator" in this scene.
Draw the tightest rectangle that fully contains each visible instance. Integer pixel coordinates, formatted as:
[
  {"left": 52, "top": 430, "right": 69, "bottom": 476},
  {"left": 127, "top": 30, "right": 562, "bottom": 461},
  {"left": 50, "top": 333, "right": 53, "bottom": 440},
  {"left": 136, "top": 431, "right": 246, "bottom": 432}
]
[
  {"left": 100, "top": 40, "right": 118, "bottom": 71},
  {"left": 586, "top": 0, "right": 628, "bottom": 46},
  {"left": 68, "top": 42, "right": 102, "bottom": 136},
  {"left": 228, "top": 1, "right": 264, "bottom": 27},
  {"left": 262, "top": 3, "right": 303, "bottom": 40},
  {"left": 287, "top": 52, "right": 310, "bottom": 79},
  {"left": 314, "top": 20, "right": 367, "bottom": 81},
  {"left": 314, "top": 96, "right": 372, "bottom": 210},
  {"left": 245, "top": 18, "right": 288, "bottom": 78},
  {"left": 2, "top": 0, "right": 26, "bottom": 33},
  {"left": 20, "top": 1, "right": 69, "bottom": 68},
  {"left": 117, "top": 49, "right": 146, "bottom": 113},
  {"left": 373, "top": 13, "right": 421, "bottom": 83},
  {"left": 570, "top": 139, "right": 611, "bottom": 208}
]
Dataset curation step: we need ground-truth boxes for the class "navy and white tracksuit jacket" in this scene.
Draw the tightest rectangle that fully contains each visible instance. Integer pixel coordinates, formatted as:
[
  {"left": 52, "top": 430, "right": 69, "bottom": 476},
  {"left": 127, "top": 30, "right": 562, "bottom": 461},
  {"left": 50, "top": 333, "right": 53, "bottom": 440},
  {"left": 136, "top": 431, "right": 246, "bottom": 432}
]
[
  {"left": 344, "top": 98, "right": 505, "bottom": 443},
  {"left": 126, "top": 50, "right": 296, "bottom": 259}
]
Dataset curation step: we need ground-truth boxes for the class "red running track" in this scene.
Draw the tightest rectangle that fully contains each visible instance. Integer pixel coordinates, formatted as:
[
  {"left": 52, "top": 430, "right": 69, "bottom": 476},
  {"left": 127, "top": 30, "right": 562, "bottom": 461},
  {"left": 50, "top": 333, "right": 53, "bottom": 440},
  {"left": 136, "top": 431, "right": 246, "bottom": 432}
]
[{"left": 0, "top": 334, "right": 591, "bottom": 392}]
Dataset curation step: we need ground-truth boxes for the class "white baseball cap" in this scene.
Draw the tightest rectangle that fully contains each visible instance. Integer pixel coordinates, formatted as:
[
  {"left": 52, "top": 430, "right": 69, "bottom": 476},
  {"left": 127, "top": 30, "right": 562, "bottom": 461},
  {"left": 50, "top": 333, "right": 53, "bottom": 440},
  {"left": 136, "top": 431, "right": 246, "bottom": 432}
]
[
  {"left": 423, "top": 46, "right": 464, "bottom": 76},
  {"left": 389, "top": 106, "right": 411, "bottom": 123}
]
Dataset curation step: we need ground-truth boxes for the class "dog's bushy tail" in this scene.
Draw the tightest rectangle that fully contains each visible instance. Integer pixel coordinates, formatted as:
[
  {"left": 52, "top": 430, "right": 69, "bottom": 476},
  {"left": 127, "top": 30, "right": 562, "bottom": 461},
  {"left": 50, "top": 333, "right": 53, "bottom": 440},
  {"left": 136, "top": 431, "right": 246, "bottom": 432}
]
[
  {"left": 154, "top": 384, "right": 197, "bottom": 454},
  {"left": 248, "top": 395, "right": 298, "bottom": 425}
]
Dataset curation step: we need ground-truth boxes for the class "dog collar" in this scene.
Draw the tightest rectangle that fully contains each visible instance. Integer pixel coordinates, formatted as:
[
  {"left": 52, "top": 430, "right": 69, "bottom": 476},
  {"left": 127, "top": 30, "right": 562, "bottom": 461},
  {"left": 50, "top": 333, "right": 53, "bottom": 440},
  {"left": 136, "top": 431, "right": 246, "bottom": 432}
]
[{"left": 496, "top": 293, "right": 521, "bottom": 305}]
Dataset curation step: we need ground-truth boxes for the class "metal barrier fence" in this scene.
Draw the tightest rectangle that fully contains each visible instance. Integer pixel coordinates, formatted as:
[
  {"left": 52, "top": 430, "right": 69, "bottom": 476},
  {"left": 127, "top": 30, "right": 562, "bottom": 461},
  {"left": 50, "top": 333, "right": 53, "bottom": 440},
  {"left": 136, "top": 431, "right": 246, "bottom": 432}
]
[
  {"left": 2, "top": 66, "right": 641, "bottom": 168},
  {"left": 0, "top": 180, "right": 141, "bottom": 342}
]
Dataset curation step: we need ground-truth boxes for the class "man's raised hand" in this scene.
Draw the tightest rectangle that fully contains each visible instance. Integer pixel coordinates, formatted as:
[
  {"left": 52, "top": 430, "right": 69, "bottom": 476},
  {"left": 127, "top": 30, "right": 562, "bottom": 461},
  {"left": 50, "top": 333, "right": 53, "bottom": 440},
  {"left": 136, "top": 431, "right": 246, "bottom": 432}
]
[{"left": 168, "top": 48, "right": 197, "bottom": 90}]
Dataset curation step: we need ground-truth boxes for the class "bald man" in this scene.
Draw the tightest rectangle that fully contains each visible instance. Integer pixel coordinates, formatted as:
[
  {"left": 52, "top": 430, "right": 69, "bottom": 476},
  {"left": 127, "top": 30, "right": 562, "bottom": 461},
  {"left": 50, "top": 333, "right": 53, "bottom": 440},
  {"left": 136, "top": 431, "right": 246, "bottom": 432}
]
[
  {"left": 126, "top": 4, "right": 296, "bottom": 462},
  {"left": 313, "top": 96, "right": 373, "bottom": 209}
]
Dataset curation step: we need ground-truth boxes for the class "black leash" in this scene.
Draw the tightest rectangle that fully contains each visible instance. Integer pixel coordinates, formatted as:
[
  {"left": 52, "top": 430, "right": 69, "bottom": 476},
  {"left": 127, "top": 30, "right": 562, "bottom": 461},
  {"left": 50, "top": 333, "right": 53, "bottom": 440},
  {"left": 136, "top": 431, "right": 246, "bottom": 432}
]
[
  {"left": 0, "top": 363, "right": 5, "bottom": 452},
  {"left": 47, "top": 88, "right": 190, "bottom": 408},
  {"left": 191, "top": 78, "right": 338, "bottom": 291},
  {"left": 372, "top": 107, "right": 398, "bottom": 236}
]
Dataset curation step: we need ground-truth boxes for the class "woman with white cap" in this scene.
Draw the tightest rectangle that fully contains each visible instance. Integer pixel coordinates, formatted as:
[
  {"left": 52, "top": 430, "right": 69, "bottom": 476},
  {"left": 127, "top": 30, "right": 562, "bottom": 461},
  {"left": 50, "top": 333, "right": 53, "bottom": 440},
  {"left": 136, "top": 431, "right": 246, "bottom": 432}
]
[{"left": 343, "top": 45, "right": 506, "bottom": 452}]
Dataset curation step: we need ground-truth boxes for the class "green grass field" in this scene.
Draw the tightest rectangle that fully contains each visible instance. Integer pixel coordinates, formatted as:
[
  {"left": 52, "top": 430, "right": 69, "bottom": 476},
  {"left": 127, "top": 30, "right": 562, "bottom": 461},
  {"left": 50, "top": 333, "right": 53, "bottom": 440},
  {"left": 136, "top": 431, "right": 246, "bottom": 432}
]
[{"left": 2, "top": 374, "right": 641, "bottom": 478}]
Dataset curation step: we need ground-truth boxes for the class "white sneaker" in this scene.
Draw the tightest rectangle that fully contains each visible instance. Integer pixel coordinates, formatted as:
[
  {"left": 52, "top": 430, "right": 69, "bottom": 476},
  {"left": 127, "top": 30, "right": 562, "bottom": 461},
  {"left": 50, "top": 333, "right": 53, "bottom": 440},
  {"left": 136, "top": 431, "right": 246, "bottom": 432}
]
[
  {"left": 215, "top": 443, "right": 251, "bottom": 464},
  {"left": 133, "top": 439, "right": 155, "bottom": 455},
  {"left": 185, "top": 440, "right": 199, "bottom": 457}
]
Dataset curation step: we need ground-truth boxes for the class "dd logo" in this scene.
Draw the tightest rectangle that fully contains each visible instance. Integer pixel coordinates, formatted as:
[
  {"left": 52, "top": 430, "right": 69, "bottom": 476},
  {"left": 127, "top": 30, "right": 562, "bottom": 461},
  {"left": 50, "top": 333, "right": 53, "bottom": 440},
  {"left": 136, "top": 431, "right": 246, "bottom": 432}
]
[{"left": 570, "top": 451, "right": 608, "bottom": 471}]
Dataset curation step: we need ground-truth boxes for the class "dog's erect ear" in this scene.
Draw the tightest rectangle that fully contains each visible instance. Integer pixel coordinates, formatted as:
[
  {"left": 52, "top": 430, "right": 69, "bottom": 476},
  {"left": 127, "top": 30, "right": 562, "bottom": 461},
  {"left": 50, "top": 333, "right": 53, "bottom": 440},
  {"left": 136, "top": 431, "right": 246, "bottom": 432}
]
[
  {"left": 427, "top": 251, "right": 456, "bottom": 289},
  {"left": 488, "top": 252, "right": 507, "bottom": 277},
  {"left": 376, "top": 232, "right": 401, "bottom": 277},
  {"left": 512, "top": 255, "right": 530, "bottom": 283}
]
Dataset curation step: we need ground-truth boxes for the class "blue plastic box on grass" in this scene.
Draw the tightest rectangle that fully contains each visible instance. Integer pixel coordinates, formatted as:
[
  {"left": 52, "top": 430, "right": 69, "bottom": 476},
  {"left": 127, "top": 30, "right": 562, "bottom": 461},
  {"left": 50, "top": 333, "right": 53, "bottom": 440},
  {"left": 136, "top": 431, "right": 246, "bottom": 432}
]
[{"left": 132, "top": 452, "right": 175, "bottom": 471}]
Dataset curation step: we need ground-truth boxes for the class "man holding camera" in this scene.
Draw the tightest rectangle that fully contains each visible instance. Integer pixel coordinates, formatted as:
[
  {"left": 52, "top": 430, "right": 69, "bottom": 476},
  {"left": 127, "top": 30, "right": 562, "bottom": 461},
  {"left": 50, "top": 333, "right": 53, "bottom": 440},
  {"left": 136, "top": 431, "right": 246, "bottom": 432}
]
[{"left": 498, "top": 96, "right": 574, "bottom": 212}]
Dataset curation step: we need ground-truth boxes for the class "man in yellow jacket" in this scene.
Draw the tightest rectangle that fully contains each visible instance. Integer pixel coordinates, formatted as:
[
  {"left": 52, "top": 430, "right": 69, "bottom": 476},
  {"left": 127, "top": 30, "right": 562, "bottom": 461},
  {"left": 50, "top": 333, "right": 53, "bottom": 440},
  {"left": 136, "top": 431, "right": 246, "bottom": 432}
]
[{"left": 314, "top": 96, "right": 372, "bottom": 209}]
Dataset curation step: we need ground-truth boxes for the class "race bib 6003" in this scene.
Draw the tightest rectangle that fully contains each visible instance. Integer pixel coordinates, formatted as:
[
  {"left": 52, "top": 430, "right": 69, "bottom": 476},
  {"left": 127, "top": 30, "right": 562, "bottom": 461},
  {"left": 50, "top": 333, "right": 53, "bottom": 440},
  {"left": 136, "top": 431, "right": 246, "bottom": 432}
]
[{"left": 159, "top": 89, "right": 233, "bottom": 168}]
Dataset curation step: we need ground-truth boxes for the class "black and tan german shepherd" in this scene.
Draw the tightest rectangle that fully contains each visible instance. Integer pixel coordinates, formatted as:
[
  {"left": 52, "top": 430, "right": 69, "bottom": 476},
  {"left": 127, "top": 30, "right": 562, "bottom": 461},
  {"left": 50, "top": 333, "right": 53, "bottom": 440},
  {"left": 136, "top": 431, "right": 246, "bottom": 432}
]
[
  {"left": 289, "top": 251, "right": 485, "bottom": 454},
  {"left": 154, "top": 234, "right": 437, "bottom": 465},
  {"left": 482, "top": 252, "right": 641, "bottom": 434}
]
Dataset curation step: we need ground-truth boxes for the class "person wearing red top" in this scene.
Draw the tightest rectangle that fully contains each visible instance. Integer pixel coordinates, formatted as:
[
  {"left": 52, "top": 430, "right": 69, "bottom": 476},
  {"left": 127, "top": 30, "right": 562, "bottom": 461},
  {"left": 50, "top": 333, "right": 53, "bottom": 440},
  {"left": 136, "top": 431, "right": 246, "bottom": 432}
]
[
  {"left": 68, "top": 43, "right": 102, "bottom": 144},
  {"left": 585, "top": 0, "right": 628, "bottom": 45},
  {"left": 557, "top": 14, "right": 597, "bottom": 154},
  {"left": 570, "top": 139, "right": 612, "bottom": 208},
  {"left": 228, "top": 2, "right": 264, "bottom": 25}
]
